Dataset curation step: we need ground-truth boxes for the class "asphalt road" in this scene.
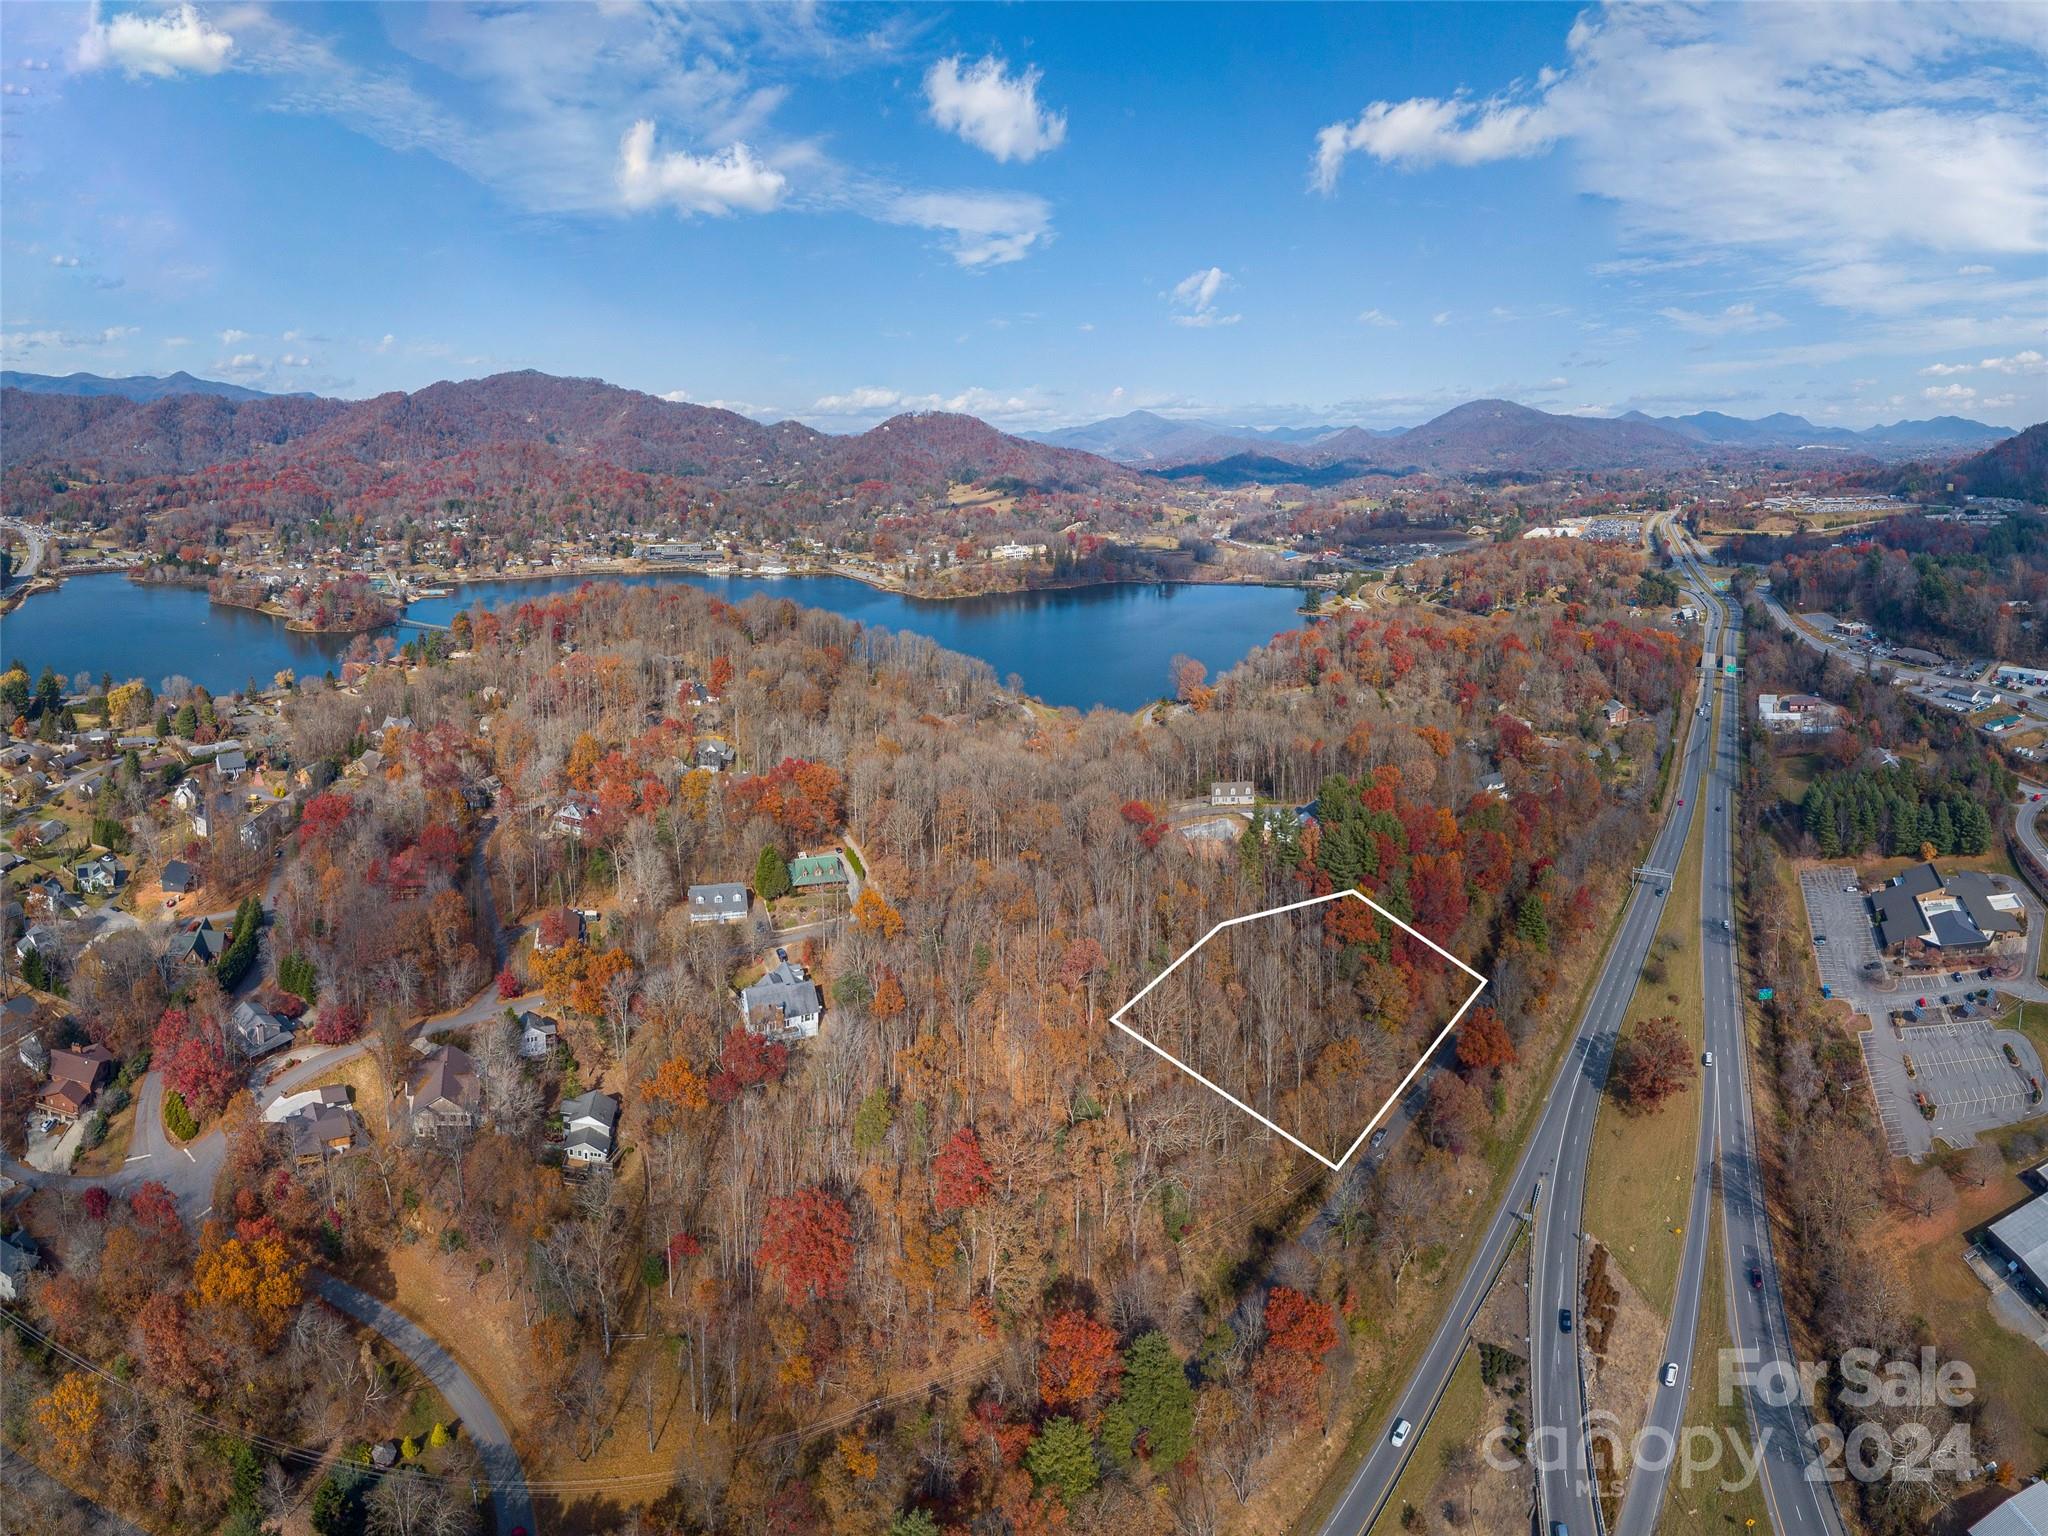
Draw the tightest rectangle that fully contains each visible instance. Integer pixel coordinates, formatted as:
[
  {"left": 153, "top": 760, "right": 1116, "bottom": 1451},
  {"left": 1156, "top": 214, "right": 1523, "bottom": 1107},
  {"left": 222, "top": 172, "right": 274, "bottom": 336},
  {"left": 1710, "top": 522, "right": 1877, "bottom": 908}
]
[
  {"left": 312, "top": 1273, "right": 535, "bottom": 1536},
  {"left": 1316, "top": 560, "right": 1727, "bottom": 1536}
]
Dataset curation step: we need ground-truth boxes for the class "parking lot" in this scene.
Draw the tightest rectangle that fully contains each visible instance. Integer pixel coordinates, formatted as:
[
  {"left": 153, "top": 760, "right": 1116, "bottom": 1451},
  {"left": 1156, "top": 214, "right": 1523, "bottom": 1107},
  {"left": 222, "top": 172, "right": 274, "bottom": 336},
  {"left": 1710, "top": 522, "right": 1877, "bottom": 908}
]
[
  {"left": 1858, "top": 1017, "right": 2043, "bottom": 1160},
  {"left": 1799, "top": 866, "right": 1891, "bottom": 1013}
]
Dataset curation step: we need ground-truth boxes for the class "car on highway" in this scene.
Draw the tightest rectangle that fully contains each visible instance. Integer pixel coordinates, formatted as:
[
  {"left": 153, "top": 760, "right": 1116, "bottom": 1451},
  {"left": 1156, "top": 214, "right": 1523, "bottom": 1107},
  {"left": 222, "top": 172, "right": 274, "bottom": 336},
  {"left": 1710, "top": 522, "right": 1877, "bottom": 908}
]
[
  {"left": 1703, "top": 1051, "right": 1714, "bottom": 1067},
  {"left": 1722, "top": 919, "right": 1731, "bottom": 932},
  {"left": 1749, "top": 1264, "right": 1764, "bottom": 1290},
  {"left": 1390, "top": 1418, "right": 1412, "bottom": 1447},
  {"left": 1559, "top": 1309, "right": 1573, "bottom": 1333},
  {"left": 1661, "top": 1361, "right": 1678, "bottom": 1387}
]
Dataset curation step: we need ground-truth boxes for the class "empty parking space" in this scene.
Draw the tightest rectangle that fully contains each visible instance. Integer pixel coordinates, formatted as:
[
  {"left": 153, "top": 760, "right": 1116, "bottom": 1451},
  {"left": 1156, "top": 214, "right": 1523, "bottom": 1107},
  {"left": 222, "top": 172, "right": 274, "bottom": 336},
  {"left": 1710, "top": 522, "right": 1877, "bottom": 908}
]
[{"left": 1799, "top": 866, "right": 1888, "bottom": 1015}]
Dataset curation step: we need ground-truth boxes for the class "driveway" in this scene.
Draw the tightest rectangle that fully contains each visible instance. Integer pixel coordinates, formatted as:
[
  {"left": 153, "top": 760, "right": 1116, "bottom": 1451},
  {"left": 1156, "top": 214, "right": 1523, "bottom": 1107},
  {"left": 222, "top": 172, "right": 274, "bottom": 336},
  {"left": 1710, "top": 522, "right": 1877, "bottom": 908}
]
[{"left": 311, "top": 1274, "right": 534, "bottom": 1536}]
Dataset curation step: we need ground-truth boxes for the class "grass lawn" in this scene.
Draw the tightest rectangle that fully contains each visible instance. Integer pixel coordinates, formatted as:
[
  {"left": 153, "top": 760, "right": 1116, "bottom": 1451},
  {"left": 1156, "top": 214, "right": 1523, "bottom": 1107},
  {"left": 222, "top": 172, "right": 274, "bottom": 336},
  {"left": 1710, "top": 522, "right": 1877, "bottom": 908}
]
[
  {"left": 1879, "top": 1142, "right": 2048, "bottom": 1480},
  {"left": 70, "top": 1100, "right": 137, "bottom": 1177},
  {"left": 1368, "top": 1343, "right": 1488, "bottom": 1536},
  {"left": 1583, "top": 758, "right": 1710, "bottom": 1320},
  {"left": 1660, "top": 1201, "right": 1772, "bottom": 1536},
  {"left": 2016, "top": 1001, "right": 2048, "bottom": 1063}
]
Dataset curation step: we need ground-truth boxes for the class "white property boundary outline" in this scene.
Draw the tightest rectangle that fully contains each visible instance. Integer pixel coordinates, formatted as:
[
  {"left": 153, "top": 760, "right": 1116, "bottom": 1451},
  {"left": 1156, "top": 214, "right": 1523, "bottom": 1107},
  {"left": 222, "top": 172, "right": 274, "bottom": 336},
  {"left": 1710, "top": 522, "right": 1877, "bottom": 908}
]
[{"left": 1110, "top": 889, "right": 1490, "bottom": 1172}]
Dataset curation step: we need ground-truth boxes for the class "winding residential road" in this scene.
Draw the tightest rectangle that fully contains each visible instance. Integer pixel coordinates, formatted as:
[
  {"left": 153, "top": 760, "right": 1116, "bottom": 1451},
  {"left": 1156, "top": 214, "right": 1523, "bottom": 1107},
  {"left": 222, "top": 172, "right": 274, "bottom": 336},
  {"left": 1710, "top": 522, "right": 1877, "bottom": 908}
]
[{"left": 313, "top": 1273, "right": 534, "bottom": 1536}]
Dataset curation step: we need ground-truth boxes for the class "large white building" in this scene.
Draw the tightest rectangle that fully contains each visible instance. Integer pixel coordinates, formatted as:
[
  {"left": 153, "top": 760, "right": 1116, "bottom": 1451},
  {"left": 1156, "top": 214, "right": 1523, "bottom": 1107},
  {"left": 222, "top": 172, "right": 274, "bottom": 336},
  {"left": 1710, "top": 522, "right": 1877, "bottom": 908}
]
[{"left": 1755, "top": 693, "right": 1844, "bottom": 734}]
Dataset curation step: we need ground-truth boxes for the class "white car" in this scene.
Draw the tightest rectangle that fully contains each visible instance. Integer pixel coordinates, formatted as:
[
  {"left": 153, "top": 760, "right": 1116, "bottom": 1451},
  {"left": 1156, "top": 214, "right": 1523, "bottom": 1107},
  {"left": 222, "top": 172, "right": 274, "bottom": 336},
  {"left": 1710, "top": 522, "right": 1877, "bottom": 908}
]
[
  {"left": 1703, "top": 1051, "right": 1715, "bottom": 1067},
  {"left": 1390, "top": 1418, "right": 1412, "bottom": 1447},
  {"left": 1662, "top": 1362, "right": 1679, "bottom": 1387}
]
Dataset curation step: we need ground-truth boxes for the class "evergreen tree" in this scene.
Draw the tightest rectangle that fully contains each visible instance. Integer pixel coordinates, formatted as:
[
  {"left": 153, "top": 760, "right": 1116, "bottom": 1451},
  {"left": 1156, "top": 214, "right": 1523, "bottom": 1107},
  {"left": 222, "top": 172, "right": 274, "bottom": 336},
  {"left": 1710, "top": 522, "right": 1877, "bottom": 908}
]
[
  {"left": 754, "top": 845, "right": 791, "bottom": 901},
  {"left": 1024, "top": 1417, "right": 1099, "bottom": 1503},
  {"left": 1931, "top": 800, "right": 1956, "bottom": 855},
  {"left": 1515, "top": 894, "right": 1550, "bottom": 950},
  {"left": 1100, "top": 1331, "right": 1196, "bottom": 1468}
]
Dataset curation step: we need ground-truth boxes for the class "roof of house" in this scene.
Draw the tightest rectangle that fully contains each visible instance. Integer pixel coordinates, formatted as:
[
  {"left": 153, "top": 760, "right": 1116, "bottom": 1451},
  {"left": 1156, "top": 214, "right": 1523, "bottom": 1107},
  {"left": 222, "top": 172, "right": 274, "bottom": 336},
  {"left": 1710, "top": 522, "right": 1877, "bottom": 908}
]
[
  {"left": 160, "top": 859, "right": 196, "bottom": 892},
  {"left": 688, "top": 881, "right": 749, "bottom": 914},
  {"left": 166, "top": 919, "right": 226, "bottom": 965},
  {"left": 741, "top": 970, "right": 822, "bottom": 1026},
  {"left": 410, "top": 1045, "right": 480, "bottom": 1115},
  {"left": 0, "top": 1231, "right": 40, "bottom": 1281},
  {"left": 789, "top": 853, "right": 847, "bottom": 886},
  {"left": 287, "top": 1103, "right": 357, "bottom": 1159},
  {"left": 560, "top": 1090, "right": 619, "bottom": 1134},
  {"left": 48, "top": 1043, "right": 115, "bottom": 1087}
]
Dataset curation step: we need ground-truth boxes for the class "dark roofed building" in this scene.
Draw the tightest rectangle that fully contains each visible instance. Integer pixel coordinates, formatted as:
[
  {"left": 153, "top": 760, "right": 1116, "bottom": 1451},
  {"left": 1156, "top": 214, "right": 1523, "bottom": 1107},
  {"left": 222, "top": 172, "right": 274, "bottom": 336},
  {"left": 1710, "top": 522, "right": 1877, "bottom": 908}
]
[
  {"left": 407, "top": 1045, "right": 481, "bottom": 1138},
  {"left": 1873, "top": 861, "right": 2027, "bottom": 955}
]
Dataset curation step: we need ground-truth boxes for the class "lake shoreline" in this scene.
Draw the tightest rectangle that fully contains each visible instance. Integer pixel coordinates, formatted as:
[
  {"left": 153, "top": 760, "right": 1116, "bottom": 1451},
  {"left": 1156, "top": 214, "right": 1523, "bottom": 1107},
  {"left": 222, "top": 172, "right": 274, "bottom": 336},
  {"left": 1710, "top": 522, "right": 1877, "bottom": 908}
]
[{"left": 3, "top": 569, "right": 1311, "bottom": 713}]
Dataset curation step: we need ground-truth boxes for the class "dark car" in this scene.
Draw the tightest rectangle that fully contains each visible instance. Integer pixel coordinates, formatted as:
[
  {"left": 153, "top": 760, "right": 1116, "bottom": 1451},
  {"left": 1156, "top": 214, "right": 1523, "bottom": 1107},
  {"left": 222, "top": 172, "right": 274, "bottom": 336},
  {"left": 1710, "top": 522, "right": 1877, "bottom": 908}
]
[
  {"left": 1749, "top": 1265, "right": 1764, "bottom": 1290},
  {"left": 1559, "top": 1309, "right": 1573, "bottom": 1333}
]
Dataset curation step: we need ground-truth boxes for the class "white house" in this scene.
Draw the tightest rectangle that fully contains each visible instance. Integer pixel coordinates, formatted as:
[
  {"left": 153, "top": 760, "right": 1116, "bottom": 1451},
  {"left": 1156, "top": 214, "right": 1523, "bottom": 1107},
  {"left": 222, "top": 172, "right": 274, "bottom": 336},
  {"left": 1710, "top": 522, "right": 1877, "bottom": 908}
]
[
  {"left": 1210, "top": 781, "right": 1255, "bottom": 808},
  {"left": 739, "top": 961, "right": 823, "bottom": 1040},
  {"left": 560, "top": 1090, "right": 619, "bottom": 1165},
  {"left": 688, "top": 882, "right": 750, "bottom": 924}
]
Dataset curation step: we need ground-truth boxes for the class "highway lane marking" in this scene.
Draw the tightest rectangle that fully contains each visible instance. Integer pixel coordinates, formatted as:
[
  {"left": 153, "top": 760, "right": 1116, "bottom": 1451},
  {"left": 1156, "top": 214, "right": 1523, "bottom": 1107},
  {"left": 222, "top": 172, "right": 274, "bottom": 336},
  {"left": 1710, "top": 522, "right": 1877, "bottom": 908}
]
[{"left": 123, "top": 1154, "right": 150, "bottom": 1163}]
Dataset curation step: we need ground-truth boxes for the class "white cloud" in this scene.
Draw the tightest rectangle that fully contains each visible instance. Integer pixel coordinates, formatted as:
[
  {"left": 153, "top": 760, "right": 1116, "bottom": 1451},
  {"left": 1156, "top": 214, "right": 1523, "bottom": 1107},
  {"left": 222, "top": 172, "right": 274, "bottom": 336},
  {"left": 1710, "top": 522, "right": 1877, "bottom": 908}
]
[
  {"left": 616, "top": 121, "right": 787, "bottom": 216},
  {"left": 1957, "top": 263, "right": 1994, "bottom": 275},
  {"left": 1922, "top": 382, "right": 1978, "bottom": 402},
  {"left": 807, "top": 383, "right": 1060, "bottom": 428},
  {"left": 1310, "top": 8, "right": 2048, "bottom": 320},
  {"left": 1357, "top": 308, "right": 1398, "bottom": 327},
  {"left": 881, "top": 189, "right": 1052, "bottom": 268},
  {"left": 1313, "top": 93, "right": 1555, "bottom": 187},
  {"left": 923, "top": 55, "right": 1065, "bottom": 163},
  {"left": 813, "top": 386, "right": 907, "bottom": 413},
  {"left": 1169, "top": 266, "right": 1240, "bottom": 328},
  {"left": 48, "top": 253, "right": 79, "bottom": 268},
  {"left": 279, "top": 353, "right": 309, "bottom": 368},
  {"left": 219, "top": 327, "right": 251, "bottom": 345},
  {"left": 1432, "top": 311, "right": 1453, "bottom": 327},
  {"left": 1657, "top": 302, "right": 1787, "bottom": 336},
  {"left": 374, "top": 334, "right": 394, "bottom": 354},
  {"left": 76, "top": 2, "right": 233, "bottom": 79},
  {"left": 1918, "top": 348, "right": 2046, "bottom": 378}
]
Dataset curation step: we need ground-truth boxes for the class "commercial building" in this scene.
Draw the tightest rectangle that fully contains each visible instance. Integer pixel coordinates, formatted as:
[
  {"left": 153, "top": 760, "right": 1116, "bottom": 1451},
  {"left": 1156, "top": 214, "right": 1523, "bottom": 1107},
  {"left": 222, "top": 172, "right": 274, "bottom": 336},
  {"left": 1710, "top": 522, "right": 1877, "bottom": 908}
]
[{"left": 1873, "top": 862, "right": 2026, "bottom": 954}]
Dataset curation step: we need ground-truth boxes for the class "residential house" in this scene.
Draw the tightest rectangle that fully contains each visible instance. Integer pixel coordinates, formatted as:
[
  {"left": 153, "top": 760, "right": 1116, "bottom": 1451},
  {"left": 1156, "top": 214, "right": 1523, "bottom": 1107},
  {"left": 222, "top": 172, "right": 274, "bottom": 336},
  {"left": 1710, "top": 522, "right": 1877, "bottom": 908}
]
[
  {"left": 693, "top": 740, "right": 735, "bottom": 774},
  {"left": 285, "top": 1101, "right": 361, "bottom": 1167},
  {"left": 788, "top": 852, "right": 849, "bottom": 891},
  {"left": 14, "top": 925, "right": 62, "bottom": 964},
  {"left": 211, "top": 745, "right": 249, "bottom": 778},
  {"left": 531, "top": 907, "right": 586, "bottom": 954},
  {"left": 550, "top": 792, "right": 599, "bottom": 839},
  {"left": 344, "top": 748, "right": 383, "bottom": 780},
  {"left": 1478, "top": 771, "right": 1509, "bottom": 799},
  {"left": 517, "top": 1011, "right": 560, "bottom": 1060},
  {"left": 739, "top": 961, "right": 823, "bottom": 1040},
  {"left": 171, "top": 778, "right": 205, "bottom": 815},
  {"left": 688, "top": 882, "right": 750, "bottom": 924},
  {"left": 1873, "top": 862, "right": 2027, "bottom": 956},
  {"left": 73, "top": 854, "right": 123, "bottom": 895},
  {"left": 38, "top": 1043, "right": 115, "bottom": 1124},
  {"left": 165, "top": 918, "right": 227, "bottom": 969},
  {"left": 1210, "top": 781, "right": 1256, "bottom": 808},
  {"left": 0, "top": 1231, "right": 41, "bottom": 1302},
  {"left": 407, "top": 1045, "right": 482, "bottom": 1138},
  {"left": 1601, "top": 699, "right": 1632, "bottom": 729},
  {"left": 560, "top": 1090, "right": 620, "bottom": 1166},
  {"left": 16, "top": 1030, "right": 49, "bottom": 1077},
  {"left": 228, "top": 999, "right": 293, "bottom": 1060},
  {"left": 160, "top": 859, "right": 196, "bottom": 895},
  {"left": 24, "top": 818, "right": 68, "bottom": 849}
]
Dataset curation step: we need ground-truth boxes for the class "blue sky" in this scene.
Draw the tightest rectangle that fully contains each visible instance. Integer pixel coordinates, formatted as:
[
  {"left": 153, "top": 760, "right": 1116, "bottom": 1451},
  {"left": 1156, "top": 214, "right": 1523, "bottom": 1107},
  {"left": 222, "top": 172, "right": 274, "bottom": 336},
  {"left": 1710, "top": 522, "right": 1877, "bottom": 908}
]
[{"left": 3, "top": 2, "right": 2044, "bottom": 431}]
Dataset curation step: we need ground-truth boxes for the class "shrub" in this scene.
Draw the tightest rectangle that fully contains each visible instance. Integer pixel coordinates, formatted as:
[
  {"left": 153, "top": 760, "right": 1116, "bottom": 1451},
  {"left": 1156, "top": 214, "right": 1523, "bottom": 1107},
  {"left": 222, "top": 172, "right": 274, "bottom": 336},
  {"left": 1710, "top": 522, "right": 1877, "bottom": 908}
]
[{"left": 163, "top": 1090, "right": 199, "bottom": 1141}]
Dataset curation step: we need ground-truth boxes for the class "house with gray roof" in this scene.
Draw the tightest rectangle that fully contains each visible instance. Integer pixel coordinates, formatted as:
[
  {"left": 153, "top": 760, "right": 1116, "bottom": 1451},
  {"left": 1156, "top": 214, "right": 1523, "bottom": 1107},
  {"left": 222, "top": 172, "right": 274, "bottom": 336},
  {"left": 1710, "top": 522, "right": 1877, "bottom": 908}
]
[
  {"left": 560, "top": 1090, "right": 619, "bottom": 1166},
  {"left": 688, "top": 882, "right": 750, "bottom": 924},
  {"left": 739, "top": 961, "right": 823, "bottom": 1040},
  {"left": 407, "top": 1045, "right": 481, "bottom": 1139},
  {"left": 228, "top": 999, "right": 293, "bottom": 1060},
  {"left": 0, "top": 1231, "right": 41, "bottom": 1302},
  {"left": 285, "top": 1101, "right": 361, "bottom": 1167}
]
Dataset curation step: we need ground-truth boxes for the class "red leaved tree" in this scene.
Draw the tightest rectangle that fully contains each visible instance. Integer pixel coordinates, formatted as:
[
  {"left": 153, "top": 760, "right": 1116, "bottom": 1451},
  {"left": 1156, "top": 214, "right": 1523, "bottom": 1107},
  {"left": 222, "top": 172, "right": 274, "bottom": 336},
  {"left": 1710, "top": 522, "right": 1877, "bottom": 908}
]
[
  {"left": 756, "top": 1186, "right": 855, "bottom": 1308},
  {"left": 934, "top": 1126, "right": 993, "bottom": 1214},
  {"left": 1036, "top": 1308, "right": 1122, "bottom": 1411}
]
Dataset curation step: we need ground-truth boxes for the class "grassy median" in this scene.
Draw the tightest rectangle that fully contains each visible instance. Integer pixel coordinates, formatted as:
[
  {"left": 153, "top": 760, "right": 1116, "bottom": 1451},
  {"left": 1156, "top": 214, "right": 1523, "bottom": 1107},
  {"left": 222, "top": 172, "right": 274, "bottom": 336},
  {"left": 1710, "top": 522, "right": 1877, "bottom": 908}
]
[
  {"left": 1660, "top": 1200, "right": 1773, "bottom": 1536},
  {"left": 1581, "top": 762, "right": 1711, "bottom": 1320},
  {"left": 1368, "top": 1343, "right": 1488, "bottom": 1536}
]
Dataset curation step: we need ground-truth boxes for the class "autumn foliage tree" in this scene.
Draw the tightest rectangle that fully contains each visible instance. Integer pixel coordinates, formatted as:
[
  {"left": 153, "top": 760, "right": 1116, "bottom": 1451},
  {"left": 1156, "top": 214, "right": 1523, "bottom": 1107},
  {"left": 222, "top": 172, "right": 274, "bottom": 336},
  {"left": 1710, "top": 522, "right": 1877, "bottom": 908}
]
[
  {"left": 934, "top": 1126, "right": 994, "bottom": 1214},
  {"left": 190, "top": 1222, "right": 306, "bottom": 1346},
  {"left": 1608, "top": 1015, "right": 1696, "bottom": 1114},
  {"left": 1251, "top": 1286, "right": 1337, "bottom": 1423},
  {"left": 756, "top": 1186, "right": 855, "bottom": 1307},
  {"left": 33, "top": 1373, "right": 102, "bottom": 1475},
  {"left": 1036, "top": 1308, "right": 1122, "bottom": 1412},
  {"left": 1453, "top": 1004, "right": 1516, "bottom": 1074}
]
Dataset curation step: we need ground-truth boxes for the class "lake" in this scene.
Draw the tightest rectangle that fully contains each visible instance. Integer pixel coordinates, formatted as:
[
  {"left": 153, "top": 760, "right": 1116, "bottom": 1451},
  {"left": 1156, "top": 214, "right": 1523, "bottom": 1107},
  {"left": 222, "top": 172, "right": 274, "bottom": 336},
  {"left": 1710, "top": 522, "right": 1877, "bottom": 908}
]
[{"left": 0, "top": 571, "right": 1311, "bottom": 712}]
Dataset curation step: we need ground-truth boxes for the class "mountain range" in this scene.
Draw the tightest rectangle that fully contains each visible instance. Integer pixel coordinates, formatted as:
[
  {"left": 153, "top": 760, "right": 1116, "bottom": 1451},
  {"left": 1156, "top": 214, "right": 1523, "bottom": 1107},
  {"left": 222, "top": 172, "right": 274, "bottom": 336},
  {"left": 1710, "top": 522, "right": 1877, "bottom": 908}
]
[
  {"left": 0, "top": 371, "right": 2029, "bottom": 493},
  {"left": 0, "top": 370, "right": 1122, "bottom": 492},
  {"left": 0, "top": 369, "right": 290, "bottom": 404}
]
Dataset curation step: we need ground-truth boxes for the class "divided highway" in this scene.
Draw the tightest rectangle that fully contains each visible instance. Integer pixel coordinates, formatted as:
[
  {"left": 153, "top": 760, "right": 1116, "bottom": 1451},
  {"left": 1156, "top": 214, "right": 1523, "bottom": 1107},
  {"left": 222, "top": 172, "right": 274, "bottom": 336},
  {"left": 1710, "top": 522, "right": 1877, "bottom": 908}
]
[{"left": 1317, "top": 565, "right": 1731, "bottom": 1536}]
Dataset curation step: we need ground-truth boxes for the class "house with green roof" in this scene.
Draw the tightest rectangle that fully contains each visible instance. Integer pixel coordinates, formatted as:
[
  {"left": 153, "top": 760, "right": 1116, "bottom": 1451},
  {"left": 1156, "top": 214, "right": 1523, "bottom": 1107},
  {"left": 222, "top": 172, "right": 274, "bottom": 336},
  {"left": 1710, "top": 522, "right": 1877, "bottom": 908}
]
[{"left": 789, "top": 852, "right": 849, "bottom": 890}]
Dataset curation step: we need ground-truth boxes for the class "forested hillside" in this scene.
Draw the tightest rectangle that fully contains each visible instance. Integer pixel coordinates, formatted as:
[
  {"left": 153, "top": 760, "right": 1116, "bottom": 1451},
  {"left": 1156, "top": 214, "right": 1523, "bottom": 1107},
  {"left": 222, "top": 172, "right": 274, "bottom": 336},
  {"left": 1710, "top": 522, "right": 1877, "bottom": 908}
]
[{"left": 2, "top": 541, "right": 1698, "bottom": 1534}]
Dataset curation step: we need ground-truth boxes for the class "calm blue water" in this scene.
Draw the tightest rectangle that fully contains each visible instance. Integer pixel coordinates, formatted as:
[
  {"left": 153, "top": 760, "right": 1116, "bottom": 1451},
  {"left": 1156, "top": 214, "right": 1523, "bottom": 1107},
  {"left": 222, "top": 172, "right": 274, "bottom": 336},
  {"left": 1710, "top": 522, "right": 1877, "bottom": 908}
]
[{"left": 1, "top": 571, "right": 1310, "bottom": 712}]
